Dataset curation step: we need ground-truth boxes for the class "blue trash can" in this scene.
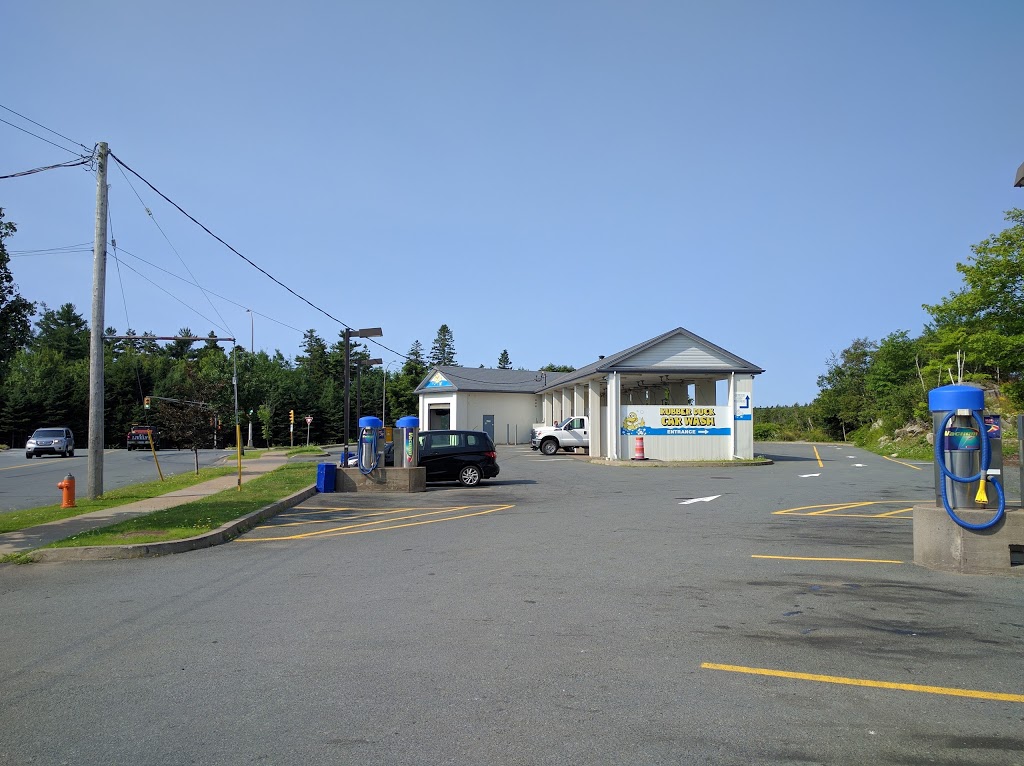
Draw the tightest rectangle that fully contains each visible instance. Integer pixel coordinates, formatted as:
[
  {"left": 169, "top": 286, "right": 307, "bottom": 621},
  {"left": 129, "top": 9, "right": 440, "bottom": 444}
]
[{"left": 316, "top": 462, "right": 336, "bottom": 493}]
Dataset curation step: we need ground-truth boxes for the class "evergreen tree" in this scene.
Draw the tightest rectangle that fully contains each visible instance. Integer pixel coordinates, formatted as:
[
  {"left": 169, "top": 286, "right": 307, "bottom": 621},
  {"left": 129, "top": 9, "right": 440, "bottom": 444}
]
[
  {"left": 30, "top": 303, "right": 89, "bottom": 361},
  {"left": 166, "top": 327, "right": 198, "bottom": 361},
  {"left": 498, "top": 349, "right": 511, "bottom": 369},
  {"left": 429, "top": 324, "right": 457, "bottom": 367},
  {"left": 0, "top": 209, "right": 35, "bottom": 386}
]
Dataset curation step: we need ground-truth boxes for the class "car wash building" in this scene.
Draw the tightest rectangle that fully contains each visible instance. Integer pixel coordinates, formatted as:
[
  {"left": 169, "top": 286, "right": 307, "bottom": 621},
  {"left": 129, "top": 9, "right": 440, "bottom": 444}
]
[{"left": 415, "top": 327, "right": 764, "bottom": 461}]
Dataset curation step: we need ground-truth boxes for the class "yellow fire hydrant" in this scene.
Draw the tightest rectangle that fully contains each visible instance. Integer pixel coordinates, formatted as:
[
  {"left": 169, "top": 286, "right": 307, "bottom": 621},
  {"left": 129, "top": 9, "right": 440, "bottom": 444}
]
[{"left": 57, "top": 474, "right": 76, "bottom": 509}]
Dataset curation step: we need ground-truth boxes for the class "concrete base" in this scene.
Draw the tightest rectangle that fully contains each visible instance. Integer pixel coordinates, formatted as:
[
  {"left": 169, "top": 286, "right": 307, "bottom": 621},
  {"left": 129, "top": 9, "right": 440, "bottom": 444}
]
[
  {"left": 336, "top": 467, "right": 426, "bottom": 493},
  {"left": 913, "top": 504, "right": 1024, "bottom": 575}
]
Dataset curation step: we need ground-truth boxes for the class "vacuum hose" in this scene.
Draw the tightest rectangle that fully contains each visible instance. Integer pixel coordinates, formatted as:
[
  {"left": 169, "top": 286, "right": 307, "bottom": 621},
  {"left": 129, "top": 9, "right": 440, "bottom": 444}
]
[
  {"left": 934, "top": 410, "right": 1005, "bottom": 531},
  {"left": 358, "top": 427, "right": 382, "bottom": 475}
]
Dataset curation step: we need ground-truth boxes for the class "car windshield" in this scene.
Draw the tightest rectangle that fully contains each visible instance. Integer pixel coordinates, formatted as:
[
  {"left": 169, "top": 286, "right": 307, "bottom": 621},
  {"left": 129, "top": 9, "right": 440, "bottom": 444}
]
[{"left": 33, "top": 429, "right": 65, "bottom": 438}]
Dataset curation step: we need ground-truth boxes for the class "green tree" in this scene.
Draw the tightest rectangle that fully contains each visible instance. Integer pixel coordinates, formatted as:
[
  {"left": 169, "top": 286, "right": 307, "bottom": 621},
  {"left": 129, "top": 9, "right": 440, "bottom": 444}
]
[
  {"left": 865, "top": 330, "right": 925, "bottom": 427},
  {"left": 814, "top": 338, "right": 875, "bottom": 440},
  {"left": 498, "top": 350, "right": 511, "bottom": 369},
  {"left": 0, "top": 209, "right": 35, "bottom": 385},
  {"left": 386, "top": 342, "right": 429, "bottom": 422},
  {"left": 30, "top": 303, "right": 89, "bottom": 361},
  {"left": 923, "top": 208, "right": 1024, "bottom": 406},
  {"left": 429, "top": 324, "right": 457, "bottom": 367},
  {"left": 166, "top": 327, "right": 198, "bottom": 361}
]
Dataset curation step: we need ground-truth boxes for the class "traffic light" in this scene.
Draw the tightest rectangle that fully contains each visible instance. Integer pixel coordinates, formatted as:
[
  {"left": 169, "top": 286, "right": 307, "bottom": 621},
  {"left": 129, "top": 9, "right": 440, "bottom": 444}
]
[
  {"left": 144, "top": 396, "right": 151, "bottom": 409},
  {"left": 289, "top": 409, "right": 294, "bottom": 424}
]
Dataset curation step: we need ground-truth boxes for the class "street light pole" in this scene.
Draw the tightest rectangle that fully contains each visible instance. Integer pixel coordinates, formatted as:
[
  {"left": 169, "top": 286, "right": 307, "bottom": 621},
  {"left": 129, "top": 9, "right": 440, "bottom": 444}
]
[{"left": 342, "top": 327, "right": 383, "bottom": 464}]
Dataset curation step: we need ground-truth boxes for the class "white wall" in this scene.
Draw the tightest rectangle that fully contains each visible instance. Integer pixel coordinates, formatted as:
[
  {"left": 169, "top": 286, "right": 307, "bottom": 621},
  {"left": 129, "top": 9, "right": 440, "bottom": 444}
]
[{"left": 458, "top": 392, "right": 540, "bottom": 444}]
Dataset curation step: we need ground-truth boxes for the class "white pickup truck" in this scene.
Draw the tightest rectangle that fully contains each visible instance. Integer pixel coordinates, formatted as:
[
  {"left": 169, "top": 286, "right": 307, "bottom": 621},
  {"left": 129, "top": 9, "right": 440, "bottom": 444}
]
[{"left": 531, "top": 416, "right": 590, "bottom": 455}]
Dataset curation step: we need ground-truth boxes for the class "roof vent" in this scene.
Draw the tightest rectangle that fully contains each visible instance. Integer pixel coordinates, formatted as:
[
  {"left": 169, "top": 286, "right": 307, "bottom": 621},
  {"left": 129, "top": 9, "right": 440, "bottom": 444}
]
[{"left": 598, "top": 355, "right": 605, "bottom": 360}]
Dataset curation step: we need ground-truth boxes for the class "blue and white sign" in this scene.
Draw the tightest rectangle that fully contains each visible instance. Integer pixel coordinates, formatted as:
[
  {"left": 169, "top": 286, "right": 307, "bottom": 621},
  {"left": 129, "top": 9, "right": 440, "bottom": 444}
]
[
  {"left": 424, "top": 372, "right": 453, "bottom": 389},
  {"left": 734, "top": 391, "right": 752, "bottom": 421}
]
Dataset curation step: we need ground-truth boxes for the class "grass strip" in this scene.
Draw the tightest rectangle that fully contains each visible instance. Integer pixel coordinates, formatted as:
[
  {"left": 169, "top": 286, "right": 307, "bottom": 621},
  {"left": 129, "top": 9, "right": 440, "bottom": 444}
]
[
  {"left": 0, "top": 465, "right": 240, "bottom": 534},
  {"left": 44, "top": 462, "right": 317, "bottom": 547}
]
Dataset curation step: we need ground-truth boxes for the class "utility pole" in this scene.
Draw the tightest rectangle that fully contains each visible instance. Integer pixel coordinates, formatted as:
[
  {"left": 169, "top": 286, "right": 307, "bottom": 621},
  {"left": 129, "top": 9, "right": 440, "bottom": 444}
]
[{"left": 87, "top": 142, "right": 109, "bottom": 499}]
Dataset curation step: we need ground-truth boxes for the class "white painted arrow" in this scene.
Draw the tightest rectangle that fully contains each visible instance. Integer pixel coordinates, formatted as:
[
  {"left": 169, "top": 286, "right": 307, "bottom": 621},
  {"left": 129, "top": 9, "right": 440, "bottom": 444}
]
[
  {"left": 679, "top": 495, "right": 721, "bottom": 505},
  {"left": 799, "top": 473, "right": 821, "bottom": 478}
]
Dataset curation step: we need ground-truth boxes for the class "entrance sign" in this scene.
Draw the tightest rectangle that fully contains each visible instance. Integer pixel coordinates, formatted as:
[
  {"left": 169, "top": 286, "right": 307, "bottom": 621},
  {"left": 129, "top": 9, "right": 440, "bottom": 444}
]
[
  {"left": 734, "top": 391, "right": 752, "bottom": 421},
  {"left": 620, "top": 405, "right": 731, "bottom": 437}
]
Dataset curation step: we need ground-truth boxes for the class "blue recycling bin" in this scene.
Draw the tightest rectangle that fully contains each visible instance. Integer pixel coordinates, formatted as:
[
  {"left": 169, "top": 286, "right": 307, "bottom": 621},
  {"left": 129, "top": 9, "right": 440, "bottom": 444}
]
[{"left": 316, "top": 462, "right": 336, "bottom": 493}]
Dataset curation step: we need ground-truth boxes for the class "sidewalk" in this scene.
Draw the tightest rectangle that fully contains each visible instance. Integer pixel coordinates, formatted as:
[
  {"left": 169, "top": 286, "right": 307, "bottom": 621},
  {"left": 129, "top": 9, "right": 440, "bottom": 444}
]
[{"left": 0, "top": 453, "right": 311, "bottom": 559}]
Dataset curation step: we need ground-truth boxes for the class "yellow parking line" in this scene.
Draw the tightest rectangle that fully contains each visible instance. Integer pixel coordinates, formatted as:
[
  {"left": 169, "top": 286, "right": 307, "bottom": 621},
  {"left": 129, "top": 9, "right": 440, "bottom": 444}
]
[
  {"left": 774, "top": 501, "right": 920, "bottom": 518},
  {"left": 752, "top": 555, "right": 903, "bottom": 564},
  {"left": 271, "top": 506, "right": 423, "bottom": 528},
  {"left": 807, "top": 501, "right": 874, "bottom": 515},
  {"left": 883, "top": 455, "right": 922, "bottom": 470},
  {"left": 239, "top": 504, "right": 513, "bottom": 542},
  {"left": 812, "top": 445, "right": 823, "bottom": 468},
  {"left": 702, "top": 663, "right": 1024, "bottom": 703},
  {"left": 874, "top": 506, "right": 914, "bottom": 517}
]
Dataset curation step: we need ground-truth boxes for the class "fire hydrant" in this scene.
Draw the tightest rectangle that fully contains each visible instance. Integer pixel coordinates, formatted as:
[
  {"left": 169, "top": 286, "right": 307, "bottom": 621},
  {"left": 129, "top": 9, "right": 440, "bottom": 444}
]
[{"left": 57, "top": 474, "right": 76, "bottom": 509}]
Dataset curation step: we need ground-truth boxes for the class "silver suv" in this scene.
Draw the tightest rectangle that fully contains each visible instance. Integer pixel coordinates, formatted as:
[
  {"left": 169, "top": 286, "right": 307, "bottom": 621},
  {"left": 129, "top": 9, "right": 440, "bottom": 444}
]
[{"left": 26, "top": 427, "right": 75, "bottom": 458}]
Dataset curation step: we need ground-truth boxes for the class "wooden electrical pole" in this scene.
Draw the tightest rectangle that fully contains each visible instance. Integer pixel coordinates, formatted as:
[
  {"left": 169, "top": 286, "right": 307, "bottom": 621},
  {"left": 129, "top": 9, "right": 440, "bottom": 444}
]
[{"left": 87, "top": 142, "right": 109, "bottom": 499}]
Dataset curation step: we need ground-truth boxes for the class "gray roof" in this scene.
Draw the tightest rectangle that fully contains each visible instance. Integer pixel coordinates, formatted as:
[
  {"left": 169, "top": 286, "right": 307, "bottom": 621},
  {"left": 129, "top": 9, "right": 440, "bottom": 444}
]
[
  {"left": 416, "top": 328, "right": 764, "bottom": 395},
  {"left": 415, "top": 366, "right": 544, "bottom": 394}
]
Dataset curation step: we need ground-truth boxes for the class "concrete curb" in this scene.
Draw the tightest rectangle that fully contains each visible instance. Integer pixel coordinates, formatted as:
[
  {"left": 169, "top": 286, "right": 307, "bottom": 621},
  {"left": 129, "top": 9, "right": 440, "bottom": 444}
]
[
  {"left": 586, "top": 458, "right": 775, "bottom": 468},
  {"left": 26, "top": 485, "right": 318, "bottom": 562}
]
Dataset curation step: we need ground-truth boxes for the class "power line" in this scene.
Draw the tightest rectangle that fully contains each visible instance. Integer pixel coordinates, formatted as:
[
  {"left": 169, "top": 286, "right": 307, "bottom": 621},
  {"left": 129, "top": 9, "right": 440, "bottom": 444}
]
[
  {"left": 106, "top": 150, "right": 410, "bottom": 361},
  {"left": 0, "top": 103, "right": 92, "bottom": 153},
  {"left": 10, "top": 243, "right": 93, "bottom": 256},
  {"left": 113, "top": 244, "right": 305, "bottom": 334},
  {"left": 0, "top": 154, "right": 92, "bottom": 180},
  {"left": 112, "top": 159, "right": 234, "bottom": 340},
  {"left": 108, "top": 254, "right": 229, "bottom": 335}
]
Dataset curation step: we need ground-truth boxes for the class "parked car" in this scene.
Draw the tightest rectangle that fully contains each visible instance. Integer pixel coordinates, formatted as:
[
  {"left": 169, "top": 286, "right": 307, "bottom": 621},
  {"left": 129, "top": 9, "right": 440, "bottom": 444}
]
[
  {"left": 126, "top": 424, "right": 160, "bottom": 451},
  {"left": 25, "top": 427, "right": 75, "bottom": 459},
  {"left": 417, "top": 430, "right": 499, "bottom": 487}
]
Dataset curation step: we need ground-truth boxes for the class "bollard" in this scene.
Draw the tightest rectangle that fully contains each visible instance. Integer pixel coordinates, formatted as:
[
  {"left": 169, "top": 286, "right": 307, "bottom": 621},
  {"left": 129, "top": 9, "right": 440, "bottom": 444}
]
[
  {"left": 57, "top": 473, "right": 76, "bottom": 508},
  {"left": 632, "top": 436, "right": 647, "bottom": 461}
]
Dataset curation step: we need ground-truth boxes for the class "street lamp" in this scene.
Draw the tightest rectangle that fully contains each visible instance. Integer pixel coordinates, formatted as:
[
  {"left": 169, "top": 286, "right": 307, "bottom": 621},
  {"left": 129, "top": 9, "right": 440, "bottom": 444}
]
[
  {"left": 246, "top": 308, "right": 254, "bottom": 352},
  {"left": 343, "top": 327, "right": 383, "bottom": 463}
]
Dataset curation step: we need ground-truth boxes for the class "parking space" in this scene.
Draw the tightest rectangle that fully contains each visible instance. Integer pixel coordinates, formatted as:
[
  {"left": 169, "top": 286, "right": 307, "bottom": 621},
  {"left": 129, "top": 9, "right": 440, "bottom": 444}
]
[{"left": 236, "top": 494, "right": 514, "bottom": 543}]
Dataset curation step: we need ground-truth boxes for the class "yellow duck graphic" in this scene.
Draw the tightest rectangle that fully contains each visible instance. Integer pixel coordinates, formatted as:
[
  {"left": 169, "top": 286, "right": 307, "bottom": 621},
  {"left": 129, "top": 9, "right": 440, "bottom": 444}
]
[{"left": 621, "top": 412, "right": 645, "bottom": 432}]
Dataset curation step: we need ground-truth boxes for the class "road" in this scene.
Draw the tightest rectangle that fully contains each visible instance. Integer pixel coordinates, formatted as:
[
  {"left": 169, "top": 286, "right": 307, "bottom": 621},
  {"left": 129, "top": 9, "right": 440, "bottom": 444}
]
[
  {"left": 1, "top": 442, "right": 1022, "bottom": 765},
  {"left": 0, "top": 448, "right": 232, "bottom": 512}
]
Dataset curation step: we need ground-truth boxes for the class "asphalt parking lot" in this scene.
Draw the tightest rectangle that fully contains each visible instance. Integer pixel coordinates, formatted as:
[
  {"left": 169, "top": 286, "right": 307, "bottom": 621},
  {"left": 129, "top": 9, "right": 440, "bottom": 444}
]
[{"left": 2, "top": 442, "right": 1023, "bottom": 765}]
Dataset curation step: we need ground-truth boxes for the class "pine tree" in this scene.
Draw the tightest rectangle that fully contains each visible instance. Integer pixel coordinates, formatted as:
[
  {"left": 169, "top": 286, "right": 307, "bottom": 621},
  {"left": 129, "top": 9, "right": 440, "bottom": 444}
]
[
  {"left": 498, "top": 349, "right": 511, "bottom": 369},
  {"left": 0, "top": 209, "right": 36, "bottom": 385},
  {"left": 428, "top": 324, "right": 458, "bottom": 366}
]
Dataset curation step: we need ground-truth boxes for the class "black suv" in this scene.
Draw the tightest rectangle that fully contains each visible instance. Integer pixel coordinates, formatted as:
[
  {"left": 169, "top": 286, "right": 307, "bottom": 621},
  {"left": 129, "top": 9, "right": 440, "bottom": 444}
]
[{"left": 417, "top": 430, "right": 500, "bottom": 487}]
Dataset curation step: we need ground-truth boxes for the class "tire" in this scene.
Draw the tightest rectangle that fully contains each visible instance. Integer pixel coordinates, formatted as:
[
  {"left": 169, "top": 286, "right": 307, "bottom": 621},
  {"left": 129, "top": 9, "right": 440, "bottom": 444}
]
[
  {"left": 69, "top": 449, "right": 74, "bottom": 457},
  {"left": 25, "top": 453, "right": 32, "bottom": 459},
  {"left": 540, "top": 439, "right": 559, "bottom": 456},
  {"left": 457, "top": 465, "right": 482, "bottom": 487}
]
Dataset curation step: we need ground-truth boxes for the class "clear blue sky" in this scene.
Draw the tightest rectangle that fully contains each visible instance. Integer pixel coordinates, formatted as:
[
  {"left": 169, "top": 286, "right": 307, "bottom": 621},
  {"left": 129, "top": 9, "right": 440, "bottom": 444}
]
[{"left": 2, "top": 1, "right": 1022, "bottom": 406}]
